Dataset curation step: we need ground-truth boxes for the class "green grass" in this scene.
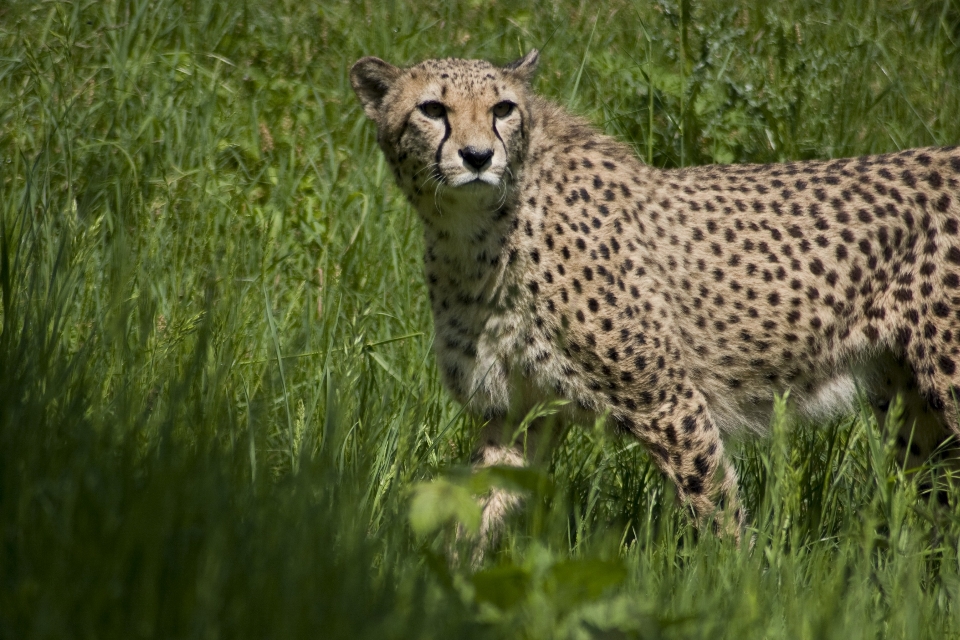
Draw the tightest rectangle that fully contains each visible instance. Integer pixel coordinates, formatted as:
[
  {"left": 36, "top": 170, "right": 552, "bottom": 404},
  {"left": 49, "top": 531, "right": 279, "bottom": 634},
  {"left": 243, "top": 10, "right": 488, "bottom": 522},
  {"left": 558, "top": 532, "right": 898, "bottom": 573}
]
[{"left": 3, "top": 0, "right": 960, "bottom": 637}]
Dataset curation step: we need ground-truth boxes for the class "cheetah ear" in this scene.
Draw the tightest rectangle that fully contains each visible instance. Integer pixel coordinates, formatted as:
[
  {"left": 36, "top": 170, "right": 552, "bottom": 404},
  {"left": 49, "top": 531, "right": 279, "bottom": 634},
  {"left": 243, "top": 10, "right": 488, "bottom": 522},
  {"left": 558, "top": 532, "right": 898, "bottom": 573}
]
[
  {"left": 504, "top": 49, "right": 539, "bottom": 84},
  {"left": 350, "top": 57, "right": 402, "bottom": 120}
]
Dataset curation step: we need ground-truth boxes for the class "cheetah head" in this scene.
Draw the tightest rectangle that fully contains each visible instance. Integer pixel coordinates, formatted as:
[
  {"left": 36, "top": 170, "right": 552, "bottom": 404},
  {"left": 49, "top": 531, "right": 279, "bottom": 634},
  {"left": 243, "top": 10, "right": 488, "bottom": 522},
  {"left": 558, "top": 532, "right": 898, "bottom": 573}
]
[{"left": 350, "top": 50, "right": 539, "bottom": 213}]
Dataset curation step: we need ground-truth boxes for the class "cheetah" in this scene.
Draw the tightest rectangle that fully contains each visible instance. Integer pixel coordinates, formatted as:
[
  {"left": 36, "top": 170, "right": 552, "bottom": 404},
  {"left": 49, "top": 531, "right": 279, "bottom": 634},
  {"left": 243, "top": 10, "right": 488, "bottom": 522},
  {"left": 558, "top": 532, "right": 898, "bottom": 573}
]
[{"left": 351, "top": 49, "right": 960, "bottom": 542}]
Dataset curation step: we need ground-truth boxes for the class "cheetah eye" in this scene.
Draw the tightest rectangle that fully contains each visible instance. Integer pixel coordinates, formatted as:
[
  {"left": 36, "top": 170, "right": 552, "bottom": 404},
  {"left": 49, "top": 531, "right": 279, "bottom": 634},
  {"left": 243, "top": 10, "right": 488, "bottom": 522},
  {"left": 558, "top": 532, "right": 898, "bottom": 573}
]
[
  {"left": 419, "top": 101, "right": 446, "bottom": 119},
  {"left": 492, "top": 101, "right": 515, "bottom": 118}
]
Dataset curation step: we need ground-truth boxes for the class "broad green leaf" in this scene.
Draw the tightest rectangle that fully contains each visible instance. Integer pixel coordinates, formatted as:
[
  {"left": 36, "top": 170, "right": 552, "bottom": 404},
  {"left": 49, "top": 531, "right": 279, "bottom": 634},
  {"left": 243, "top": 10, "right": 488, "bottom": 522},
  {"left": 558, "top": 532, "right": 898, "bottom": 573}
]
[
  {"left": 469, "top": 465, "right": 552, "bottom": 495},
  {"left": 471, "top": 564, "right": 532, "bottom": 611},
  {"left": 409, "top": 479, "right": 481, "bottom": 537},
  {"left": 545, "top": 559, "right": 627, "bottom": 609}
]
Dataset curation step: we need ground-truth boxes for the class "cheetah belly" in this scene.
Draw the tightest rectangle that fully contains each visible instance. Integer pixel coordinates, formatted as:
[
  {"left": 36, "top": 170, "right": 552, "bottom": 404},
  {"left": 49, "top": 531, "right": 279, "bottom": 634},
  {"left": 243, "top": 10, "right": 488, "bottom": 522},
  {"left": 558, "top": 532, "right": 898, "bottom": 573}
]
[
  {"left": 704, "top": 361, "right": 874, "bottom": 436},
  {"left": 795, "top": 372, "right": 860, "bottom": 424}
]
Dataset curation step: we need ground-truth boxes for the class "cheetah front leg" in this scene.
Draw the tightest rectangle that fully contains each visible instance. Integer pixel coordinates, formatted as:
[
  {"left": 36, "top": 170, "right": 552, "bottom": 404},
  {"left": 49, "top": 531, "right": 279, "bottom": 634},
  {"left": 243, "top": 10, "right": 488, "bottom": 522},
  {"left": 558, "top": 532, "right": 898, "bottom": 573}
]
[
  {"left": 470, "top": 417, "right": 526, "bottom": 552},
  {"left": 617, "top": 392, "right": 744, "bottom": 541},
  {"left": 463, "top": 413, "right": 554, "bottom": 561},
  {"left": 867, "top": 352, "right": 952, "bottom": 474}
]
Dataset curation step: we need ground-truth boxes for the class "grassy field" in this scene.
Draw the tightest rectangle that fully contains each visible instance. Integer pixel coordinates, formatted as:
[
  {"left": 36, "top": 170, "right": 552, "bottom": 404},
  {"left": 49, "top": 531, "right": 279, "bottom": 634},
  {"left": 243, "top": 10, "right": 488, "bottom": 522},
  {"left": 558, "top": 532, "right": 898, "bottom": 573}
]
[{"left": 3, "top": 0, "right": 960, "bottom": 637}]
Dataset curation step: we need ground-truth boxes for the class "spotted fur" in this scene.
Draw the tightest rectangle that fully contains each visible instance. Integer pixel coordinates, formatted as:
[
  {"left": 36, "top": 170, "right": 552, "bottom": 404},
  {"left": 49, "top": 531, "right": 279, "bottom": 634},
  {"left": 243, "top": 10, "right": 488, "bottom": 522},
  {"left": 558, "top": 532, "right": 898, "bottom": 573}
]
[{"left": 351, "top": 50, "right": 960, "bottom": 539}]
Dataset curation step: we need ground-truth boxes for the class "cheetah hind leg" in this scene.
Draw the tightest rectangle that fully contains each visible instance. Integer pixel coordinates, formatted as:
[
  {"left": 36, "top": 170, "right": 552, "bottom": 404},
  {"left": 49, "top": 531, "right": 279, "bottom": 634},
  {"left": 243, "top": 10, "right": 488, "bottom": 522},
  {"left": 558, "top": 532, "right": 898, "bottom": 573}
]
[
  {"left": 621, "top": 398, "right": 745, "bottom": 544},
  {"left": 869, "top": 355, "right": 956, "bottom": 506}
]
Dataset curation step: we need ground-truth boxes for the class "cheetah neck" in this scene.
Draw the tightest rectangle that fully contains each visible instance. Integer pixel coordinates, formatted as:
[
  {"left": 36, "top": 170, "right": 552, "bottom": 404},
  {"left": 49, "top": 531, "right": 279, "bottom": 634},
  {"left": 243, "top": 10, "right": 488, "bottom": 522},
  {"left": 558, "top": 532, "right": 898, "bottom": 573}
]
[
  {"left": 419, "top": 204, "right": 522, "bottom": 303},
  {"left": 412, "top": 176, "right": 525, "bottom": 269}
]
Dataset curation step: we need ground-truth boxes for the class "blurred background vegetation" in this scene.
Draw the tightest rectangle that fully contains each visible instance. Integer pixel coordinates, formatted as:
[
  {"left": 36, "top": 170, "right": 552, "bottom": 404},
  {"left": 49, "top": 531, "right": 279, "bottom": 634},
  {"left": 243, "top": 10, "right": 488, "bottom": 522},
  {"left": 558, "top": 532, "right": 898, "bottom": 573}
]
[{"left": 2, "top": 0, "right": 960, "bottom": 637}]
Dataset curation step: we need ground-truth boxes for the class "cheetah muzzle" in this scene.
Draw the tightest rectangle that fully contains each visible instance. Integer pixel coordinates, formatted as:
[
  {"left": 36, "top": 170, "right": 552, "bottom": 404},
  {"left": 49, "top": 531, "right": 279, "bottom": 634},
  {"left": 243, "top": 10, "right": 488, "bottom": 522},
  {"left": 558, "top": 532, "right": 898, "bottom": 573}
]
[{"left": 351, "top": 49, "right": 960, "bottom": 545}]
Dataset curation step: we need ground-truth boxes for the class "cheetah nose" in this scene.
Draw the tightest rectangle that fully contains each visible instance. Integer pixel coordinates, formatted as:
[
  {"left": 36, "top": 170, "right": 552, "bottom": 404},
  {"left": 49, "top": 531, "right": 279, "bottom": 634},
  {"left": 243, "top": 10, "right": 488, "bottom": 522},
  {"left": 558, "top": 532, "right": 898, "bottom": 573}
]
[{"left": 459, "top": 146, "right": 494, "bottom": 172}]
